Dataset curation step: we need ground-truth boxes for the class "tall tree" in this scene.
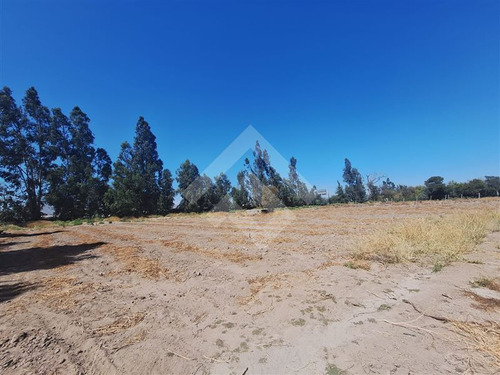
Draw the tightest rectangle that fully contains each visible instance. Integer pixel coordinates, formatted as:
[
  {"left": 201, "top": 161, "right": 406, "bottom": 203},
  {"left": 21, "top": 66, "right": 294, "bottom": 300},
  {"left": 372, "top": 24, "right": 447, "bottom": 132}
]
[
  {"left": 287, "top": 157, "right": 313, "bottom": 206},
  {"left": 484, "top": 176, "right": 500, "bottom": 196},
  {"left": 212, "top": 173, "right": 232, "bottom": 211},
  {"left": 231, "top": 171, "right": 252, "bottom": 209},
  {"left": 380, "top": 178, "right": 396, "bottom": 201},
  {"left": 330, "top": 181, "right": 348, "bottom": 203},
  {"left": 176, "top": 159, "right": 204, "bottom": 212},
  {"left": 342, "top": 158, "right": 366, "bottom": 202},
  {"left": 243, "top": 141, "right": 272, "bottom": 207},
  {"left": 158, "top": 169, "right": 175, "bottom": 214},
  {"left": 0, "top": 183, "right": 27, "bottom": 222},
  {"left": 0, "top": 87, "right": 28, "bottom": 220},
  {"left": 0, "top": 87, "right": 58, "bottom": 220},
  {"left": 89, "top": 147, "right": 112, "bottom": 215},
  {"left": 22, "top": 87, "right": 55, "bottom": 218},
  {"left": 424, "top": 176, "right": 446, "bottom": 200},
  {"left": 47, "top": 107, "right": 111, "bottom": 219},
  {"left": 366, "top": 174, "right": 383, "bottom": 201},
  {"left": 241, "top": 141, "right": 288, "bottom": 207},
  {"left": 107, "top": 142, "right": 140, "bottom": 216},
  {"left": 46, "top": 108, "right": 73, "bottom": 218},
  {"left": 462, "top": 179, "right": 487, "bottom": 198},
  {"left": 65, "top": 106, "right": 97, "bottom": 218},
  {"left": 131, "top": 117, "right": 163, "bottom": 215}
]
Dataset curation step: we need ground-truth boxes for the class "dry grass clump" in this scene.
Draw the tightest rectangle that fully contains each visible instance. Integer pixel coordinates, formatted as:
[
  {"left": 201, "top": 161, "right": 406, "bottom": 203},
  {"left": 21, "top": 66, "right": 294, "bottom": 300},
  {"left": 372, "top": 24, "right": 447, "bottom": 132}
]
[
  {"left": 162, "top": 239, "right": 261, "bottom": 263},
  {"left": 239, "top": 273, "right": 289, "bottom": 305},
  {"left": 343, "top": 259, "right": 371, "bottom": 270},
  {"left": 69, "top": 229, "right": 169, "bottom": 279},
  {"left": 463, "top": 290, "right": 500, "bottom": 312},
  {"left": 38, "top": 276, "right": 97, "bottom": 311},
  {"left": 355, "top": 210, "right": 500, "bottom": 265},
  {"left": 470, "top": 277, "right": 500, "bottom": 292},
  {"left": 105, "top": 245, "right": 169, "bottom": 279},
  {"left": 452, "top": 320, "right": 500, "bottom": 367},
  {"left": 93, "top": 313, "right": 145, "bottom": 336}
]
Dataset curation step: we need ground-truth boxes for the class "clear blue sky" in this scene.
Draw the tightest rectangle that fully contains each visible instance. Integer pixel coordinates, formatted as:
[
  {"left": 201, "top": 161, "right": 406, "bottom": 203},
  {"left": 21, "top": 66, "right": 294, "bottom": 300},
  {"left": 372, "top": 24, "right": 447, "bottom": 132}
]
[{"left": 1, "top": 0, "right": 499, "bottom": 191}]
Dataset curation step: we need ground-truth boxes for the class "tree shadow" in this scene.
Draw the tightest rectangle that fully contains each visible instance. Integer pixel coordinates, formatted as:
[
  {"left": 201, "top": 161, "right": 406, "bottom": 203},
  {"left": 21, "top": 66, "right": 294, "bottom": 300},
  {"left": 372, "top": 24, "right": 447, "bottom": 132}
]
[
  {"left": 0, "top": 241, "right": 29, "bottom": 249},
  {"left": 0, "top": 230, "right": 64, "bottom": 238},
  {"left": 0, "top": 281, "right": 40, "bottom": 303},
  {"left": 0, "top": 242, "right": 106, "bottom": 276}
]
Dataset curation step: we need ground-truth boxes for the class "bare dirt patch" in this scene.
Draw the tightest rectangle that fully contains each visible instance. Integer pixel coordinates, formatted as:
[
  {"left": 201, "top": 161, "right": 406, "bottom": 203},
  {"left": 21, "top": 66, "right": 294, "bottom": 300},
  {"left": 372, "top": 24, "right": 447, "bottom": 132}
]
[{"left": 1, "top": 198, "right": 499, "bottom": 374}]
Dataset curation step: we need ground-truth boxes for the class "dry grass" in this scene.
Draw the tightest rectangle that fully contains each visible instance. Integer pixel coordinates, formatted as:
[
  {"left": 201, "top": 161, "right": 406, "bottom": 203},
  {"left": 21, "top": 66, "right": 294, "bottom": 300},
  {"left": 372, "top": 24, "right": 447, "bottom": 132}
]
[
  {"left": 93, "top": 313, "right": 145, "bottom": 336},
  {"left": 37, "top": 276, "right": 97, "bottom": 311},
  {"left": 343, "top": 259, "right": 371, "bottom": 270},
  {"left": 239, "top": 273, "right": 289, "bottom": 305},
  {"left": 470, "top": 277, "right": 500, "bottom": 292},
  {"left": 162, "top": 239, "right": 261, "bottom": 263},
  {"left": 69, "top": 229, "right": 170, "bottom": 279},
  {"left": 452, "top": 320, "right": 500, "bottom": 367},
  {"left": 355, "top": 210, "right": 500, "bottom": 265},
  {"left": 463, "top": 290, "right": 500, "bottom": 311},
  {"left": 316, "top": 260, "right": 343, "bottom": 270},
  {"left": 105, "top": 245, "right": 169, "bottom": 279}
]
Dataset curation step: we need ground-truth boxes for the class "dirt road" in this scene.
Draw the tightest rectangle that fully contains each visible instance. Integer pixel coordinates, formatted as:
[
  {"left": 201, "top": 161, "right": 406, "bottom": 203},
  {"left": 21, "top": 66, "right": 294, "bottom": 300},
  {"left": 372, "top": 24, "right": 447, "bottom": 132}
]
[{"left": 1, "top": 200, "right": 499, "bottom": 374}]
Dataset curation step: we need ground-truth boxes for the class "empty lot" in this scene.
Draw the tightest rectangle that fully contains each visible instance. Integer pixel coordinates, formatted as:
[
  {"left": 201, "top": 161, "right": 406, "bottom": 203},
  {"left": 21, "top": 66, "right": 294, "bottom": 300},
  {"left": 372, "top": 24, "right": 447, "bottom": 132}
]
[{"left": 1, "top": 199, "right": 499, "bottom": 374}]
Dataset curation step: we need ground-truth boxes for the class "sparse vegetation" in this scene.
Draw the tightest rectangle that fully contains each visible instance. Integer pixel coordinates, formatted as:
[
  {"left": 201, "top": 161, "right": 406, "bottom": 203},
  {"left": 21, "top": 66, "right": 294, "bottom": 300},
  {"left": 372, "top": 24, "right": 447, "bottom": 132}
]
[
  {"left": 433, "top": 261, "right": 444, "bottom": 272},
  {"left": 470, "top": 277, "right": 500, "bottom": 292},
  {"left": 291, "top": 318, "right": 306, "bottom": 326},
  {"left": 355, "top": 210, "right": 500, "bottom": 268},
  {"left": 377, "top": 304, "right": 391, "bottom": 311},
  {"left": 325, "top": 363, "right": 345, "bottom": 375},
  {"left": 343, "top": 259, "right": 370, "bottom": 270},
  {"left": 464, "top": 290, "right": 500, "bottom": 311},
  {"left": 451, "top": 321, "right": 500, "bottom": 366},
  {"left": 1, "top": 199, "right": 499, "bottom": 373}
]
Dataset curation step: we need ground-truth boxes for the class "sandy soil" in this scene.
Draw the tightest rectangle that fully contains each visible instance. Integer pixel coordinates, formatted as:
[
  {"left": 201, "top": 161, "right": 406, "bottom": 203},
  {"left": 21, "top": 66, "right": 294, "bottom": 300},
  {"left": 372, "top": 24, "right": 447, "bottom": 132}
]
[{"left": 1, "top": 199, "right": 499, "bottom": 374}]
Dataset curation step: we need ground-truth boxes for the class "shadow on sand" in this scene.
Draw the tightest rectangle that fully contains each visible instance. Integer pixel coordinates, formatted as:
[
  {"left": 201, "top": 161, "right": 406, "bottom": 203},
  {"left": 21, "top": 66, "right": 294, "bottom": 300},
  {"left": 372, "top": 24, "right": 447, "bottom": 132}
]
[
  {"left": 0, "top": 280, "right": 40, "bottom": 303},
  {"left": 0, "top": 242, "right": 106, "bottom": 276},
  {"left": 0, "top": 230, "right": 65, "bottom": 238}
]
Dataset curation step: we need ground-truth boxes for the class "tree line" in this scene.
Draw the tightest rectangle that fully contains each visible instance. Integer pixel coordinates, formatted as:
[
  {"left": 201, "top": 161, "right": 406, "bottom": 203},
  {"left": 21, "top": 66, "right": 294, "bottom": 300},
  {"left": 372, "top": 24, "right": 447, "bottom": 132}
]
[
  {"left": 330, "top": 159, "right": 499, "bottom": 203},
  {"left": 1, "top": 86, "right": 498, "bottom": 222}
]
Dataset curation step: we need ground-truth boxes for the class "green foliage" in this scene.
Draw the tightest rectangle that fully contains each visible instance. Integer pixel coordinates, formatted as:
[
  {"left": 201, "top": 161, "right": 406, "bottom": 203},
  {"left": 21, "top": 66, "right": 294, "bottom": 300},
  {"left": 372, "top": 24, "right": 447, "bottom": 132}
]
[
  {"left": 366, "top": 179, "right": 380, "bottom": 201},
  {"left": 70, "top": 218, "right": 83, "bottom": 226},
  {"left": 243, "top": 141, "right": 272, "bottom": 207},
  {"left": 485, "top": 176, "right": 500, "bottom": 196},
  {"left": 176, "top": 160, "right": 230, "bottom": 213},
  {"left": 176, "top": 159, "right": 204, "bottom": 212},
  {"left": 380, "top": 178, "right": 396, "bottom": 201},
  {"left": 0, "top": 184, "right": 28, "bottom": 223},
  {"left": 432, "top": 261, "right": 444, "bottom": 272},
  {"left": 2, "top": 85, "right": 499, "bottom": 221},
  {"left": 342, "top": 158, "right": 366, "bottom": 202},
  {"left": 231, "top": 143, "right": 317, "bottom": 209},
  {"left": 425, "top": 176, "right": 446, "bottom": 200},
  {"left": 330, "top": 181, "right": 348, "bottom": 203},
  {"left": 446, "top": 176, "right": 500, "bottom": 198},
  {"left": 213, "top": 173, "right": 232, "bottom": 211},
  {"left": 464, "top": 179, "right": 486, "bottom": 197},
  {"left": 0, "top": 87, "right": 55, "bottom": 220},
  {"left": 325, "top": 363, "right": 344, "bottom": 375},
  {"left": 378, "top": 304, "right": 391, "bottom": 311},
  {"left": 107, "top": 142, "right": 139, "bottom": 216},
  {"left": 158, "top": 169, "right": 175, "bottom": 214},
  {"left": 231, "top": 171, "right": 253, "bottom": 209},
  {"left": 108, "top": 117, "right": 170, "bottom": 217},
  {"left": 46, "top": 106, "right": 111, "bottom": 219},
  {"left": 131, "top": 117, "right": 163, "bottom": 214}
]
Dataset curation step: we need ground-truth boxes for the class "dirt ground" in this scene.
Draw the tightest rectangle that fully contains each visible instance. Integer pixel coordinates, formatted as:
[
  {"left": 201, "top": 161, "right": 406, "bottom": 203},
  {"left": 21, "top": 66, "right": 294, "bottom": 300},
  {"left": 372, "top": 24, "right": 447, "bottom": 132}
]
[{"left": 1, "top": 199, "right": 499, "bottom": 374}]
